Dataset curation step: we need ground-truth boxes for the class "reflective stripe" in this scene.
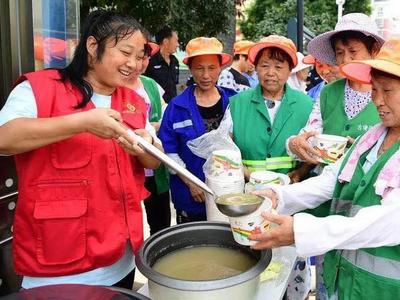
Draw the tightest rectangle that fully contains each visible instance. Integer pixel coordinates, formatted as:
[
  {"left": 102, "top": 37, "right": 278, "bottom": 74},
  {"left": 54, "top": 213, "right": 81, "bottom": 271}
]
[
  {"left": 172, "top": 119, "right": 193, "bottom": 129},
  {"left": 243, "top": 156, "right": 296, "bottom": 171},
  {"left": 331, "top": 200, "right": 364, "bottom": 217},
  {"left": 348, "top": 205, "right": 363, "bottom": 217},
  {"left": 342, "top": 249, "right": 400, "bottom": 280},
  {"left": 331, "top": 199, "right": 353, "bottom": 214}
]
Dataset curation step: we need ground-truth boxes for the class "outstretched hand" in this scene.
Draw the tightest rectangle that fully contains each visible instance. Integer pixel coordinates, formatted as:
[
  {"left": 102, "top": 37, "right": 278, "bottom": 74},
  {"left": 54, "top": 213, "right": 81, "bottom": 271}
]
[
  {"left": 249, "top": 212, "right": 294, "bottom": 250},
  {"left": 288, "top": 131, "right": 320, "bottom": 164}
]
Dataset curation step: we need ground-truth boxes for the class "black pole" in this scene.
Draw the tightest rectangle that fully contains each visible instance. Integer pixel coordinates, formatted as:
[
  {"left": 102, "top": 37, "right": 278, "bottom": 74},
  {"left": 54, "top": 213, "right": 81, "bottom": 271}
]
[{"left": 297, "top": 0, "right": 304, "bottom": 52}]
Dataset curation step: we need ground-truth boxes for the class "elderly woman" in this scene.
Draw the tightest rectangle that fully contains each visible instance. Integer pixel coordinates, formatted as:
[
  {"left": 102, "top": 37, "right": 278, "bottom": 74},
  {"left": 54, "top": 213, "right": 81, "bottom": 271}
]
[
  {"left": 287, "top": 13, "right": 383, "bottom": 181},
  {"left": 306, "top": 56, "right": 343, "bottom": 102},
  {"left": 221, "top": 35, "right": 313, "bottom": 299},
  {"left": 223, "top": 35, "right": 313, "bottom": 179},
  {"left": 250, "top": 37, "right": 400, "bottom": 300},
  {"left": 159, "top": 37, "right": 235, "bottom": 224}
]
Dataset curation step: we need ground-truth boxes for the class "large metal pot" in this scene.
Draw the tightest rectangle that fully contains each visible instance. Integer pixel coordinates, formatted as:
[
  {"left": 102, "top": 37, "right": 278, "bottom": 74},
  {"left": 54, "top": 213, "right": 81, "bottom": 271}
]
[{"left": 135, "top": 222, "right": 272, "bottom": 300}]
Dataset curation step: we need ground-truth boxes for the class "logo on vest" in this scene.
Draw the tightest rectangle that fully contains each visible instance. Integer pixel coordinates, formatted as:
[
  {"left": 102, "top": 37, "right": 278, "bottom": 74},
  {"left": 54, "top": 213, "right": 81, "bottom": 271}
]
[{"left": 125, "top": 102, "right": 136, "bottom": 113}]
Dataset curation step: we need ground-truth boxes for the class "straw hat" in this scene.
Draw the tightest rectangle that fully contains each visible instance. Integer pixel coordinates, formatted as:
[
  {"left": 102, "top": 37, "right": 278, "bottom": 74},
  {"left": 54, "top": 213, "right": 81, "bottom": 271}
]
[
  {"left": 307, "top": 13, "right": 385, "bottom": 65},
  {"left": 248, "top": 35, "right": 298, "bottom": 67},
  {"left": 340, "top": 37, "right": 400, "bottom": 84},
  {"left": 291, "top": 52, "right": 313, "bottom": 73},
  {"left": 183, "top": 37, "right": 232, "bottom": 66},
  {"left": 234, "top": 40, "right": 255, "bottom": 55}
]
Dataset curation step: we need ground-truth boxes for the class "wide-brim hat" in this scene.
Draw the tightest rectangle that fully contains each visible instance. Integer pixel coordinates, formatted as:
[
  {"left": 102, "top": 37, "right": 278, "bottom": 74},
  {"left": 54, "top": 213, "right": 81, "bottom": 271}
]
[
  {"left": 340, "top": 37, "right": 400, "bottom": 84},
  {"left": 234, "top": 40, "right": 255, "bottom": 55},
  {"left": 183, "top": 37, "right": 232, "bottom": 67},
  {"left": 291, "top": 52, "right": 313, "bottom": 73},
  {"left": 307, "top": 13, "right": 385, "bottom": 66},
  {"left": 248, "top": 35, "right": 298, "bottom": 67}
]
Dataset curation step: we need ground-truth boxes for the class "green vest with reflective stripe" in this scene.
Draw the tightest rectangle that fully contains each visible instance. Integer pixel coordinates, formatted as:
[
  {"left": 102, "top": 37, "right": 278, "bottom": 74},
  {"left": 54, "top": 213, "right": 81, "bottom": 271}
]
[
  {"left": 323, "top": 139, "right": 400, "bottom": 299},
  {"left": 140, "top": 75, "right": 169, "bottom": 194},
  {"left": 230, "top": 84, "right": 313, "bottom": 174},
  {"left": 309, "top": 79, "right": 380, "bottom": 217}
]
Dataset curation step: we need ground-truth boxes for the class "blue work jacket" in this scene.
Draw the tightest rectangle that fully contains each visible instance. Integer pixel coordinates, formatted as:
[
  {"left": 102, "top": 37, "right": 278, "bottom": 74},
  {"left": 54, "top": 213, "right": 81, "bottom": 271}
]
[{"left": 159, "top": 84, "right": 235, "bottom": 215}]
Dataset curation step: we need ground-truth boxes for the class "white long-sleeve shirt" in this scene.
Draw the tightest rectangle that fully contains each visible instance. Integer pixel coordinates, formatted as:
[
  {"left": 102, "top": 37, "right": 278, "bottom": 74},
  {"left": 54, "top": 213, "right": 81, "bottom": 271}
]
[{"left": 272, "top": 132, "right": 400, "bottom": 257}]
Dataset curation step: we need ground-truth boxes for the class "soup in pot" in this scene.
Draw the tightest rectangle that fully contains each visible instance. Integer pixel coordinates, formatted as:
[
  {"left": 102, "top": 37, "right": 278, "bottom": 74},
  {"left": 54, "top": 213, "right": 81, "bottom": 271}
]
[{"left": 152, "top": 246, "right": 257, "bottom": 280}]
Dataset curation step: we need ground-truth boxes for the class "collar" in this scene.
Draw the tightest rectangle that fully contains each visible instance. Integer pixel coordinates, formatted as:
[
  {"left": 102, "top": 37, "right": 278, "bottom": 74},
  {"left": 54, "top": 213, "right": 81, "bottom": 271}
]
[
  {"left": 250, "top": 83, "right": 296, "bottom": 105},
  {"left": 151, "top": 51, "right": 177, "bottom": 65},
  {"left": 173, "top": 85, "right": 234, "bottom": 110}
]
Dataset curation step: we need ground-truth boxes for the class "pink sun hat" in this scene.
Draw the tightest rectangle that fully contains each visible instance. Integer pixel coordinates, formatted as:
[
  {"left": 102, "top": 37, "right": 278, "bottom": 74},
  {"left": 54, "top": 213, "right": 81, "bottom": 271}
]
[{"left": 307, "top": 13, "right": 385, "bottom": 66}]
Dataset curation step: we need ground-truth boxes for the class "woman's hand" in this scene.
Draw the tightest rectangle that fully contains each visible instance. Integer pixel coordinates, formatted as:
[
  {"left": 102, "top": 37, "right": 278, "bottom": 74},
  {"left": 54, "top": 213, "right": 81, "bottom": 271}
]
[
  {"left": 249, "top": 213, "right": 295, "bottom": 250},
  {"left": 188, "top": 184, "right": 206, "bottom": 202},
  {"left": 288, "top": 131, "right": 320, "bottom": 164},
  {"left": 82, "top": 108, "right": 128, "bottom": 139},
  {"left": 252, "top": 189, "right": 278, "bottom": 209},
  {"left": 179, "top": 176, "right": 206, "bottom": 203},
  {"left": 117, "top": 129, "right": 154, "bottom": 157}
]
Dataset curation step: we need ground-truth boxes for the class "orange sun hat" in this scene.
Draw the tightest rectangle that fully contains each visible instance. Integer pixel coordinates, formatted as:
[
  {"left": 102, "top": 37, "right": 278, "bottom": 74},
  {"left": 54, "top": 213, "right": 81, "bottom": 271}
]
[
  {"left": 234, "top": 40, "right": 255, "bottom": 55},
  {"left": 248, "top": 35, "right": 298, "bottom": 67},
  {"left": 183, "top": 37, "right": 232, "bottom": 66},
  {"left": 340, "top": 37, "right": 400, "bottom": 84}
]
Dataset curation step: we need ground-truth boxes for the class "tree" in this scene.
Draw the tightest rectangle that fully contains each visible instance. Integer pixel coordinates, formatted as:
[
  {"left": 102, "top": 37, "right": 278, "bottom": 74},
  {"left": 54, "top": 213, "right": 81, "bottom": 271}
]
[
  {"left": 80, "top": 0, "right": 234, "bottom": 47},
  {"left": 239, "top": 0, "right": 371, "bottom": 41}
]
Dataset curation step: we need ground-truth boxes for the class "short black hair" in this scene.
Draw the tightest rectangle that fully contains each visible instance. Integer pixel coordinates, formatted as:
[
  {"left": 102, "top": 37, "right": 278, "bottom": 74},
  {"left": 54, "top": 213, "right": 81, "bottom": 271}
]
[
  {"left": 233, "top": 54, "right": 248, "bottom": 61},
  {"left": 254, "top": 47, "right": 294, "bottom": 69},
  {"left": 330, "top": 30, "right": 379, "bottom": 55},
  {"left": 371, "top": 68, "right": 400, "bottom": 81},
  {"left": 155, "top": 25, "right": 174, "bottom": 45}
]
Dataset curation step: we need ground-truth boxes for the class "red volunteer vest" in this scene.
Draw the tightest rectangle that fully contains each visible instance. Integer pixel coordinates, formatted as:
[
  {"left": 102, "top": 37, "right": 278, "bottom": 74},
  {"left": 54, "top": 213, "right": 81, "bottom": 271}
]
[{"left": 12, "top": 69, "right": 149, "bottom": 276}]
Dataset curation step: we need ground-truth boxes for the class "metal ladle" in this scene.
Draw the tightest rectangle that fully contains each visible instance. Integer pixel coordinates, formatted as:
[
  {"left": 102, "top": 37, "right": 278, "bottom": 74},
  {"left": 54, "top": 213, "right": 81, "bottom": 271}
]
[
  {"left": 215, "top": 193, "right": 264, "bottom": 217},
  {"left": 125, "top": 128, "right": 215, "bottom": 196}
]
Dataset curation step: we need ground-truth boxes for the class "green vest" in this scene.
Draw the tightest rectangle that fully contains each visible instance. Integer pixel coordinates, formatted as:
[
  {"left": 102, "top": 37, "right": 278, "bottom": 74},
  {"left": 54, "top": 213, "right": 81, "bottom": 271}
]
[
  {"left": 140, "top": 76, "right": 169, "bottom": 194},
  {"left": 323, "top": 139, "right": 400, "bottom": 299},
  {"left": 320, "top": 78, "right": 380, "bottom": 138},
  {"left": 310, "top": 79, "right": 381, "bottom": 217},
  {"left": 230, "top": 84, "right": 313, "bottom": 174}
]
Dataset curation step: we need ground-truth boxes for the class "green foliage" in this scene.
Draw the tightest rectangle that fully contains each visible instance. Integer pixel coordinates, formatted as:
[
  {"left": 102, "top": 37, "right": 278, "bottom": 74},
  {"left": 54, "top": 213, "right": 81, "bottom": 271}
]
[
  {"left": 80, "top": 0, "right": 234, "bottom": 46},
  {"left": 239, "top": 0, "right": 372, "bottom": 41}
]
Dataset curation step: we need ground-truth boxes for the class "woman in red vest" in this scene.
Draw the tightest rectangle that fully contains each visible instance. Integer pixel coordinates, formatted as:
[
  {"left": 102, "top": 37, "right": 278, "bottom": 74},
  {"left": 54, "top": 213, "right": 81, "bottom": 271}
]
[{"left": 0, "top": 10, "right": 161, "bottom": 289}]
